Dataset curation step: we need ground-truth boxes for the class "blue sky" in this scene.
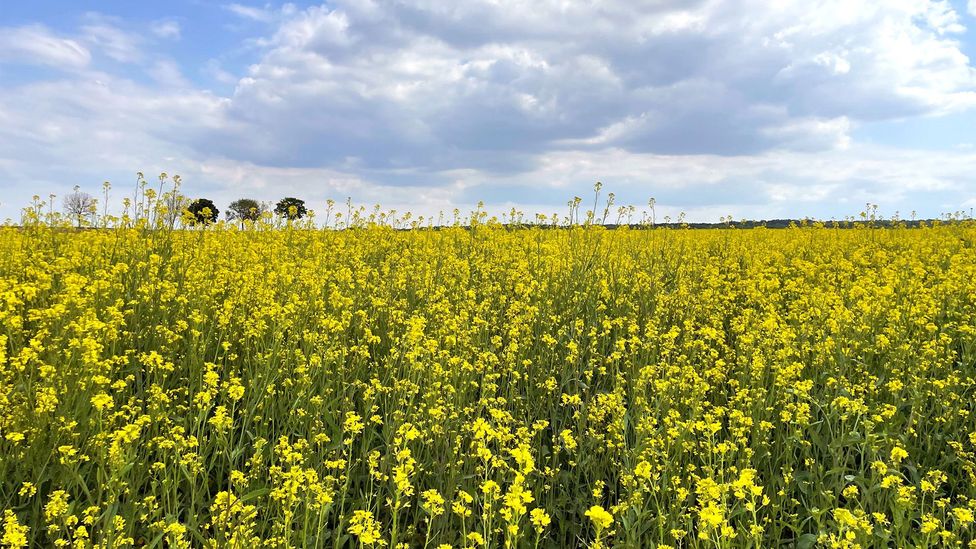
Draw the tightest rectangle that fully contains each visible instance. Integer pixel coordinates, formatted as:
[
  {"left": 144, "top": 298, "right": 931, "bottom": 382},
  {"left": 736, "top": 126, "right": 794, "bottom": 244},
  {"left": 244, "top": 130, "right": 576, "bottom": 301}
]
[{"left": 1, "top": 1, "right": 975, "bottom": 222}]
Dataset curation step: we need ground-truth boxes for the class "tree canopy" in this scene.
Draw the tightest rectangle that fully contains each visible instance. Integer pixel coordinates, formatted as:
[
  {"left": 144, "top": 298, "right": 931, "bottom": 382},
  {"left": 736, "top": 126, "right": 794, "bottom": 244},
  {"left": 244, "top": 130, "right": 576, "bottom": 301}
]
[
  {"left": 274, "top": 197, "right": 307, "bottom": 220},
  {"left": 63, "top": 188, "right": 96, "bottom": 228},
  {"left": 187, "top": 198, "right": 219, "bottom": 225},
  {"left": 227, "top": 198, "right": 265, "bottom": 223}
]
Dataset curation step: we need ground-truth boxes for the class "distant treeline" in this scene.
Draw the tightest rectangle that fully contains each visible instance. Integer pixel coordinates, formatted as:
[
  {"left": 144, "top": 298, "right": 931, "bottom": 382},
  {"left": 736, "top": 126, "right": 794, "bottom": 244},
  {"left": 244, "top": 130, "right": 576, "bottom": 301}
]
[
  {"left": 600, "top": 219, "right": 956, "bottom": 229},
  {"left": 484, "top": 218, "right": 968, "bottom": 230},
  {"left": 8, "top": 218, "right": 971, "bottom": 232}
]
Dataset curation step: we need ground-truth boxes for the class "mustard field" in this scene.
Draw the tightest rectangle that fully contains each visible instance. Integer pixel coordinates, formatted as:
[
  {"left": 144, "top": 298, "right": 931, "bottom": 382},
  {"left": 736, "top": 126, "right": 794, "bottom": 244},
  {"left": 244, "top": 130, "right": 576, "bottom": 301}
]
[{"left": 2, "top": 221, "right": 976, "bottom": 548}]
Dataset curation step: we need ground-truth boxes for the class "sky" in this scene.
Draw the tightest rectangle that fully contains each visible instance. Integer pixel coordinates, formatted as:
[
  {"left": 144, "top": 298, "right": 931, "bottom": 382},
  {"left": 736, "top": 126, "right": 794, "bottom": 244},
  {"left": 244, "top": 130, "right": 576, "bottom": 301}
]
[{"left": 1, "top": 0, "right": 976, "bottom": 223}]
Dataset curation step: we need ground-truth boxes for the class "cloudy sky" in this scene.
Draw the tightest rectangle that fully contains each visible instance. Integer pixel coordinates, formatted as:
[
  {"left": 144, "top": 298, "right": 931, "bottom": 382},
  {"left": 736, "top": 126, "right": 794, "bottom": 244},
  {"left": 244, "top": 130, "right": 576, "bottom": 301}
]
[{"left": 1, "top": 0, "right": 976, "bottom": 222}]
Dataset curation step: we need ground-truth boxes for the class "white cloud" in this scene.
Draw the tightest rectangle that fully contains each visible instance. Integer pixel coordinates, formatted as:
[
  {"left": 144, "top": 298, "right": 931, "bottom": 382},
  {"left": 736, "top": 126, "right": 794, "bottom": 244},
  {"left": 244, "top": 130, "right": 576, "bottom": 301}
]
[
  {"left": 205, "top": 59, "right": 238, "bottom": 85},
  {"left": 209, "top": 0, "right": 976, "bottom": 170},
  {"left": 80, "top": 14, "right": 144, "bottom": 63},
  {"left": 448, "top": 144, "right": 976, "bottom": 219},
  {"left": 0, "top": 25, "right": 91, "bottom": 69},
  {"left": 148, "top": 59, "right": 191, "bottom": 88},
  {"left": 224, "top": 3, "right": 278, "bottom": 23},
  {"left": 760, "top": 116, "right": 852, "bottom": 151},
  {"left": 1, "top": 1, "right": 976, "bottom": 221},
  {"left": 968, "top": 0, "right": 976, "bottom": 17},
  {"left": 151, "top": 20, "right": 181, "bottom": 40}
]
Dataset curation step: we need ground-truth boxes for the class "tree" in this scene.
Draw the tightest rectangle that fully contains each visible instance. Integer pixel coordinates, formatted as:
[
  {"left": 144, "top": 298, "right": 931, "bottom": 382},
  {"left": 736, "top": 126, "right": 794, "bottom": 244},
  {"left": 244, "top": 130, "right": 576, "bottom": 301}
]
[
  {"left": 227, "top": 198, "right": 265, "bottom": 225},
  {"left": 63, "top": 187, "right": 97, "bottom": 228},
  {"left": 187, "top": 198, "right": 219, "bottom": 225},
  {"left": 274, "top": 197, "right": 307, "bottom": 220}
]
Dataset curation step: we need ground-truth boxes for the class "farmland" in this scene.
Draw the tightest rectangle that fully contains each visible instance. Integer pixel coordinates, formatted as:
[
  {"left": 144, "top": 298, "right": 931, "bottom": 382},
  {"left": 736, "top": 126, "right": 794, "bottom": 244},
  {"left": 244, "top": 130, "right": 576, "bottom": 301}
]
[{"left": 1, "top": 220, "right": 975, "bottom": 548}]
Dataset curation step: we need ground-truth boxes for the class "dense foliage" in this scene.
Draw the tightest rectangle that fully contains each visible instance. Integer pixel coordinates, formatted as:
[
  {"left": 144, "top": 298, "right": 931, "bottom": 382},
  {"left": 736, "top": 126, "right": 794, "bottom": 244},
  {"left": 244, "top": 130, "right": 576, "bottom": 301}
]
[
  {"left": 187, "top": 199, "right": 219, "bottom": 225},
  {"left": 274, "top": 198, "right": 308, "bottom": 220},
  {"left": 1, "top": 221, "right": 975, "bottom": 548},
  {"left": 226, "top": 199, "right": 265, "bottom": 224}
]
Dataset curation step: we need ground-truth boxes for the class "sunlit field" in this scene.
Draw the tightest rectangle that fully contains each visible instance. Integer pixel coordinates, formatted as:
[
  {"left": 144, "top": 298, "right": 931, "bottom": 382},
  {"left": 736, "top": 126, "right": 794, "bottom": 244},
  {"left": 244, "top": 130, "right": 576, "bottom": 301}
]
[{"left": 2, "top": 214, "right": 976, "bottom": 548}]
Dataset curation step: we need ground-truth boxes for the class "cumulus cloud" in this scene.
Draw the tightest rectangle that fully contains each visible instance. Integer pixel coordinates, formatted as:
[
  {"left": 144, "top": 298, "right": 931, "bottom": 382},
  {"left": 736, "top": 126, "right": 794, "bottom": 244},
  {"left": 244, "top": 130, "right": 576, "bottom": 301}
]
[
  {"left": 208, "top": 0, "right": 975, "bottom": 171},
  {"left": 1, "top": 1, "right": 976, "bottom": 221}
]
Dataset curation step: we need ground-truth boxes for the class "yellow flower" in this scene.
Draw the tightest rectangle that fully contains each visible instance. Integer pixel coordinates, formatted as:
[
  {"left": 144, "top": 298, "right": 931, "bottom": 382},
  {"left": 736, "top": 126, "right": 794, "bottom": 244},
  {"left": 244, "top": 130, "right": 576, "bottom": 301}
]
[
  {"left": 452, "top": 491, "right": 473, "bottom": 518},
  {"left": 560, "top": 429, "right": 577, "bottom": 451},
  {"left": 17, "top": 483, "right": 35, "bottom": 498},
  {"left": 870, "top": 461, "right": 888, "bottom": 475},
  {"left": 229, "top": 470, "right": 247, "bottom": 486},
  {"left": 44, "top": 491, "right": 70, "bottom": 523},
  {"left": 226, "top": 377, "right": 245, "bottom": 401},
  {"left": 2, "top": 510, "right": 28, "bottom": 548},
  {"left": 530, "top": 508, "right": 551, "bottom": 534},
  {"left": 90, "top": 393, "right": 113, "bottom": 411},
  {"left": 585, "top": 505, "right": 613, "bottom": 531},
  {"left": 731, "top": 468, "right": 763, "bottom": 499},
  {"left": 6, "top": 196, "right": 976, "bottom": 548},
  {"left": 208, "top": 406, "right": 233, "bottom": 432},
  {"left": 481, "top": 480, "right": 501, "bottom": 499},
  {"left": 348, "top": 510, "right": 384, "bottom": 546},
  {"left": 953, "top": 507, "right": 974, "bottom": 526},
  {"left": 509, "top": 445, "right": 535, "bottom": 474},
  {"left": 592, "top": 480, "right": 605, "bottom": 499},
  {"left": 421, "top": 489, "right": 445, "bottom": 517},
  {"left": 344, "top": 412, "right": 365, "bottom": 436},
  {"left": 698, "top": 503, "right": 724, "bottom": 530},
  {"left": 634, "top": 461, "right": 652, "bottom": 480}
]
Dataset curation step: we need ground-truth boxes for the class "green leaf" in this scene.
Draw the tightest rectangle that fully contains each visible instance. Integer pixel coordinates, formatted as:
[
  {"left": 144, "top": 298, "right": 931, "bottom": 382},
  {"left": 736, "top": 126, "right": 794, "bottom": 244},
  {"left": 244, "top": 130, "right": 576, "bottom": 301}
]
[{"left": 796, "top": 533, "right": 819, "bottom": 549}]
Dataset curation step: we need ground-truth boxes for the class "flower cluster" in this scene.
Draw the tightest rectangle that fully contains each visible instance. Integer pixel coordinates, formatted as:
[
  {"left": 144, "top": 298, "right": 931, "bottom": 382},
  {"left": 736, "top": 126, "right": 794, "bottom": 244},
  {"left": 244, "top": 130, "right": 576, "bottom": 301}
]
[{"left": 1, "top": 217, "right": 975, "bottom": 548}]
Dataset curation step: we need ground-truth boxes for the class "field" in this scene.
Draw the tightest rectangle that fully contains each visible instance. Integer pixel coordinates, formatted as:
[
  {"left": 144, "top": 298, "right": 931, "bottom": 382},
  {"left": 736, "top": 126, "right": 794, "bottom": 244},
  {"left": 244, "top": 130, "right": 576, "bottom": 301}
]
[{"left": 1, "top": 220, "right": 976, "bottom": 548}]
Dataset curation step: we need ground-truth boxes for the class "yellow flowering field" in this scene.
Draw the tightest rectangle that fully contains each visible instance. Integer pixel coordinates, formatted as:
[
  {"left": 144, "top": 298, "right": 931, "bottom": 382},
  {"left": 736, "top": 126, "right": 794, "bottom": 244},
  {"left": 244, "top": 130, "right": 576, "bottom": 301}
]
[{"left": 2, "top": 219, "right": 976, "bottom": 548}]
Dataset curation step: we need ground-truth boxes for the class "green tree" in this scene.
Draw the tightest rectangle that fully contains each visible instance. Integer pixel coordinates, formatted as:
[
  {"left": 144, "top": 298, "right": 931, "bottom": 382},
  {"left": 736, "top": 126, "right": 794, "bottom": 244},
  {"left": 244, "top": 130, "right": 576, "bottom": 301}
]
[
  {"left": 227, "top": 198, "right": 265, "bottom": 226},
  {"left": 274, "top": 197, "right": 307, "bottom": 220},
  {"left": 187, "top": 198, "right": 219, "bottom": 225}
]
